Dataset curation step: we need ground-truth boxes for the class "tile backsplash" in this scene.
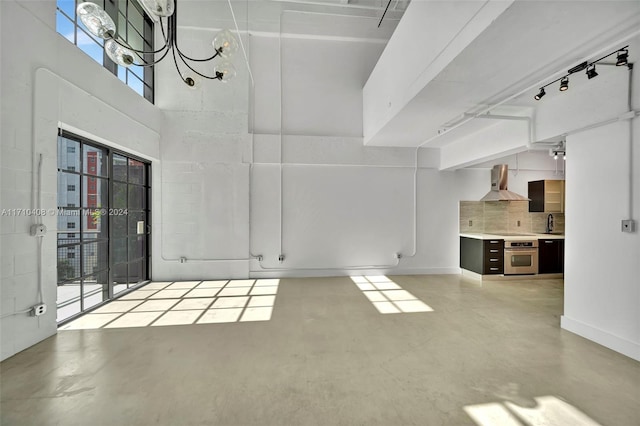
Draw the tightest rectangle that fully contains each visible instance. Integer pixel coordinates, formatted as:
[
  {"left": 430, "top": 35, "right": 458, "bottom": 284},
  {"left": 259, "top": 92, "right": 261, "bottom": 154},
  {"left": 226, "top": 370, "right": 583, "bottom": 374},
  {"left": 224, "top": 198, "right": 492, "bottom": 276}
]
[
  {"left": 460, "top": 200, "right": 565, "bottom": 234},
  {"left": 531, "top": 211, "right": 565, "bottom": 234}
]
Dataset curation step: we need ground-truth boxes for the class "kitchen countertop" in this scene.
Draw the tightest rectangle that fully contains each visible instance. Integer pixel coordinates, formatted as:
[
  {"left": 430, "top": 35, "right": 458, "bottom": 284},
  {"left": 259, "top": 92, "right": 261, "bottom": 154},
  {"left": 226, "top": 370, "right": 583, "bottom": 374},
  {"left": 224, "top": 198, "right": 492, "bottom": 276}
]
[{"left": 460, "top": 232, "right": 565, "bottom": 240}]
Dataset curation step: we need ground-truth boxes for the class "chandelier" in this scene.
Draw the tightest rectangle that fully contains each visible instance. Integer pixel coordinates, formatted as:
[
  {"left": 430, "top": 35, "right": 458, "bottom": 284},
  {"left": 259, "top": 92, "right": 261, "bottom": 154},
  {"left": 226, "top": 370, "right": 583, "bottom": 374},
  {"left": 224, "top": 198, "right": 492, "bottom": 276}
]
[{"left": 76, "top": 0, "right": 240, "bottom": 87}]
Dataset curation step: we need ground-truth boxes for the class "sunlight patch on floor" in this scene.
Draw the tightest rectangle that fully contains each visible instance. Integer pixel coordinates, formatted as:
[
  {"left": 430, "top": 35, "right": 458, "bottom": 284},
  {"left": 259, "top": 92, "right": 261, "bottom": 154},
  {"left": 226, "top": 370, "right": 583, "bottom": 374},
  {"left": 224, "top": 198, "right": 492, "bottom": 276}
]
[
  {"left": 350, "top": 275, "right": 433, "bottom": 314},
  {"left": 464, "top": 395, "right": 603, "bottom": 426},
  {"left": 59, "top": 279, "right": 280, "bottom": 330}
]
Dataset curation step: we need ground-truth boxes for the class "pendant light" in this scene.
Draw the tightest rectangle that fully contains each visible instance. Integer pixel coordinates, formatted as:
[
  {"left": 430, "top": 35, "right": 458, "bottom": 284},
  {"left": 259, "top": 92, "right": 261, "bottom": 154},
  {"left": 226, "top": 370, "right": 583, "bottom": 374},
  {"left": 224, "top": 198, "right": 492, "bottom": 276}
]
[{"left": 76, "top": 1, "right": 239, "bottom": 86}]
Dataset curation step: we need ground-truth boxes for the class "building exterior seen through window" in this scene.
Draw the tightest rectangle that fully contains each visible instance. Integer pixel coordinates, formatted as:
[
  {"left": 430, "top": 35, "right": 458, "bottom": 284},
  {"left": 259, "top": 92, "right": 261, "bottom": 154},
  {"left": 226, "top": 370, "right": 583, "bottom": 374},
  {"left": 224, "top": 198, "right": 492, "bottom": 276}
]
[
  {"left": 56, "top": 0, "right": 154, "bottom": 102},
  {"left": 57, "top": 131, "right": 151, "bottom": 323}
]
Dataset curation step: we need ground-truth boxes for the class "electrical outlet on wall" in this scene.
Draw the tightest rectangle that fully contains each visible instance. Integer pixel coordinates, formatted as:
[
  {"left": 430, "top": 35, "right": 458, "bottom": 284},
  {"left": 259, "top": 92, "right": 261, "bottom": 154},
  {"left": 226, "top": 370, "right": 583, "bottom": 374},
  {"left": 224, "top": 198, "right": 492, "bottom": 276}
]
[
  {"left": 30, "top": 224, "right": 46, "bottom": 237},
  {"left": 621, "top": 219, "right": 636, "bottom": 233},
  {"left": 31, "top": 303, "right": 46, "bottom": 316}
]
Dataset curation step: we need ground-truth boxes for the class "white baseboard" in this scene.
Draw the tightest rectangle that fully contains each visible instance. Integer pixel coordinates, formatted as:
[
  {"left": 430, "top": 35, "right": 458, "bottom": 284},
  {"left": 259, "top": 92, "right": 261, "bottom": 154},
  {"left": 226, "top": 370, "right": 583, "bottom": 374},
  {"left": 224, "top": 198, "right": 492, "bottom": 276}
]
[
  {"left": 561, "top": 315, "right": 640, "bottom": 361},
  {"left": 392, "top": 267, "right": 462, "bottom": 275},
  {"left": 249, "top": 267, "right": 461, "bottom": 279}
]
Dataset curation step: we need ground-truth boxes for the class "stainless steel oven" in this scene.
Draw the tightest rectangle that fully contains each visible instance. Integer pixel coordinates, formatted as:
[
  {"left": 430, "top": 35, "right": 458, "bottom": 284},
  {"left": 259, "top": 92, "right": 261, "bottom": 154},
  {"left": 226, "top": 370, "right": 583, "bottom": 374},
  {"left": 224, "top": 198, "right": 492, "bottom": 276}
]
[{"left": 504, "top": 240, "right": 538, "bottom": 275}]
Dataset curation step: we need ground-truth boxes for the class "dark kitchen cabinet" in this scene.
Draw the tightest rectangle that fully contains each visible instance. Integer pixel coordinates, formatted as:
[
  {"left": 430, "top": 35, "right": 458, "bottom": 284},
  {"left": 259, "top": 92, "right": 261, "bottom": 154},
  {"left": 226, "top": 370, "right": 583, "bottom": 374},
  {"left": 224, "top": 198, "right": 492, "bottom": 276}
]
[
  {"left": 538, "top": 238, "right": 564, "bottom": 274},
  {"left": 461, "top": 237, "right": 482, "bottom": 273},
  {"left": 528, "top": 180, "right": 565, "bottom": 212},
  {"left": 460, "top": 237, "right": 504, "bottom": 275}
]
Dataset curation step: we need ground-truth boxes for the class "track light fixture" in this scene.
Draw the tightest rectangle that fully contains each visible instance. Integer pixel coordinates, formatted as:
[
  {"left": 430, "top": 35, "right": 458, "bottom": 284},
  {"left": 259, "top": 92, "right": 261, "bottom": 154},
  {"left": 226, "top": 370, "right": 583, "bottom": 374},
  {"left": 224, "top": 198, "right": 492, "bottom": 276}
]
[
  {"left": 534, "top": 45, "right": 631, "bottom": 100},
  {"left": 616, "top": 48, "right": 629, "bottom": 66},
  {"left": 76, "top": 1, "right": 240, "bottom": 87},
  {"left": 559, "top": 77, "right": 569, "bottom": 91}
]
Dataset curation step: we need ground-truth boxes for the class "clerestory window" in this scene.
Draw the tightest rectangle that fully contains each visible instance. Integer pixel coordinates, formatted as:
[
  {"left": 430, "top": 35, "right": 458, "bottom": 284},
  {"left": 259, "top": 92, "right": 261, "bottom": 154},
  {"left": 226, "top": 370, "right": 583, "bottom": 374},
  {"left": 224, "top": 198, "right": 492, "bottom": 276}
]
[{"left": 56, "top": 0, "right": 154, "bottom": 102}]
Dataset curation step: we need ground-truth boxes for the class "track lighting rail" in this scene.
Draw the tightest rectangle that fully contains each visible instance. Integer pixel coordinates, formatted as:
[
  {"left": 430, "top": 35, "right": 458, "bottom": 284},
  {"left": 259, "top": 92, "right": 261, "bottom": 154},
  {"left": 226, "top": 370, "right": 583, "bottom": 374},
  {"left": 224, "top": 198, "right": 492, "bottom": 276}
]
[{"left": 534, "top": 46, "right": 630, "bottom": 100}]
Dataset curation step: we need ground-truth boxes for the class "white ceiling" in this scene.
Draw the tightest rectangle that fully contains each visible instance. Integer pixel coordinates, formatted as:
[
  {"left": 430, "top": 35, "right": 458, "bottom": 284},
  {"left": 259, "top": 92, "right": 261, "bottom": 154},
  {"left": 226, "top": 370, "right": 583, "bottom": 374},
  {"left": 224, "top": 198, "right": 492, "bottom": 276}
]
[
  {"left": 364, "top": 0, "right": 640, "bottom": 148},
  {"left": 176, "top": 0, "right": 409, "bottom": 36}
]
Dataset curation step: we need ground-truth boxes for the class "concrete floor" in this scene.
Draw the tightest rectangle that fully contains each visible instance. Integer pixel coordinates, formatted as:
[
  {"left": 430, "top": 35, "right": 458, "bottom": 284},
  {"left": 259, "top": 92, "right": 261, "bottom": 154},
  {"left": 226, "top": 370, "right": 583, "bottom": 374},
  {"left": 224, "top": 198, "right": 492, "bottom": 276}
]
[{"left": 1, "top": 275, "right": 639, "bottom": 425}]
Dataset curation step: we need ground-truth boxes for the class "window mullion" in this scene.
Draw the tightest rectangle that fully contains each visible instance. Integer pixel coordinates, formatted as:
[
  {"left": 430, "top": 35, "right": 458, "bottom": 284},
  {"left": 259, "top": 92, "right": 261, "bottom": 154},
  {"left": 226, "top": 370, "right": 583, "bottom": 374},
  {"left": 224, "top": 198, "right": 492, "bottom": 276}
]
[
  {"left": 79, "top": 140, "right": 84, "bottom": 312},
  {"left": 103, "top": 0, "right": 119, "bottom": 75},
  {"left": 108, "top": 150, "right": 114, "bottom": 300},
  {"left": 143, "top": 9, "right": 154, "bottom": 103}
]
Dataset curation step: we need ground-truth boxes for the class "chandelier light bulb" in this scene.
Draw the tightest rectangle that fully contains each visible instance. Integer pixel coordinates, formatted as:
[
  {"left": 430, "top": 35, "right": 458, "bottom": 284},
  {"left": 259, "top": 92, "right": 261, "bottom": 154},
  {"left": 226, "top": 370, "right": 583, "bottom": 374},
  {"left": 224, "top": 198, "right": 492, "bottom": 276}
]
[
  {"left": 76, "top": 2, "right": 116, "bottom": 39},
  {"left": 214, "top": 61, "right": 237, "bottom": 82},
  {"left": 212, "top": 29, "right": 239, "bottom": 59},
  {"left": 140, "top": 0, "right": 175, "bottom": 17},
  {"left": 181, "top": 73, "right": 199, "bottom": 89},
  {"left": 105, "top": 40, "right": 136, "bottom": 67}
]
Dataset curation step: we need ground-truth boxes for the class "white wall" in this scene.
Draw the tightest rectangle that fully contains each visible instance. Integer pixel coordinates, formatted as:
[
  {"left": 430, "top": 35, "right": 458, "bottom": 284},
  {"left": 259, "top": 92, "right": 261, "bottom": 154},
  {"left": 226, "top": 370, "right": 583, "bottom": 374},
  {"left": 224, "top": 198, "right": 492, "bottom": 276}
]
[
  {"left": 533, "top": 38, "right": 640, "bottom": 360},
  {"left": 535, "top": 65, "right": 630, "bottom": 142},
  {"left": 152, "top": 23, "right": 481, "bottom": 280},
  {"left": 561, "top": 115, "right": 639, "bottom": 359},
  {"left": 248, "top": 140, "right": 481, "bottom": 278},
  {"left": 281, "top": 37, "right": 384, "bottom": 137},
  {"left": 1, "top": 0, "right": 161, "bottom": 360}
]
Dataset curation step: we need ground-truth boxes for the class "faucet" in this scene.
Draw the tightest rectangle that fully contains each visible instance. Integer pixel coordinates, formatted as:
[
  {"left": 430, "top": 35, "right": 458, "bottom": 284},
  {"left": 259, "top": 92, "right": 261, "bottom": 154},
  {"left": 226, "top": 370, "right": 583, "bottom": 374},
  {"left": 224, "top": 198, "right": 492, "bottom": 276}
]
[{"left": 546, "top": 213, "right": 554, "bottom": 234}]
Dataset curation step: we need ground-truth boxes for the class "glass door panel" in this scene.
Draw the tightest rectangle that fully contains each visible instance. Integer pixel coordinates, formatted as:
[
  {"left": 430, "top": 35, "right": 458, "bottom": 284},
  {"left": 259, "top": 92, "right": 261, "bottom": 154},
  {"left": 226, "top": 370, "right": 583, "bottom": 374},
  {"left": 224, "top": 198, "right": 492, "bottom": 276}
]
[
  {"left": 112, "top": 151, "right": 150, "bottom": 289},
  {"left": 128, "top": 158, "right": 145, "bottom": 184},
  {"left": 113, "top": 154, "right": 128, "bottom": 181},
  {"left": 57, "top": 136, "right": 83, "bottom": 322},
  {"left": 83, "top": 145, "right": 108, "bottom": 176},
  {"left": 83, "top": 270, "right": 109, "bottom": 310},
  {"left": 113, "top": 182, "right": 127, "bottom": 208},
  {"left": 128, "top": 185, "right": 145, "bottom": 209},
  {"left": 128, "top": 260, "right": 144, "bottom": 285}
]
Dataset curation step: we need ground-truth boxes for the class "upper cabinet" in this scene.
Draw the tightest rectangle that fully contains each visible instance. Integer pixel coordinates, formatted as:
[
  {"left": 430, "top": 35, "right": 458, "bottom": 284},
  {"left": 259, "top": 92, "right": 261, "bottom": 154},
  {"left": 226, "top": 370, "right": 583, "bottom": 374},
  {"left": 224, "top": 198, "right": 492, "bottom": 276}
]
[{"left": 528, "top": 180, "right": 565, "bottom": 212}]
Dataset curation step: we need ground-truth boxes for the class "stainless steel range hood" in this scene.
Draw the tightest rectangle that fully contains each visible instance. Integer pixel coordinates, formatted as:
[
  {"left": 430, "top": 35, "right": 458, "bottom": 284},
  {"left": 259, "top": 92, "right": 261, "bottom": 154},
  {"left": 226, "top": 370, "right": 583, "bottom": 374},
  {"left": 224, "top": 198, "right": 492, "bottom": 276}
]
[{"left": 480, "top": 164, "right": 529, "bottom": 201}]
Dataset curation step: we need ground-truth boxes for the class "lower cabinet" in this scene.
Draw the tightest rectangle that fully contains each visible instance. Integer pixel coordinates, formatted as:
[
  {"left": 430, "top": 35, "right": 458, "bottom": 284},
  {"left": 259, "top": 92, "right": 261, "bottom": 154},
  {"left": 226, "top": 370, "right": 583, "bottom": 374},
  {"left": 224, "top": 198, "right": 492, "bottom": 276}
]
[
  {"left": 538, "top": 239, "right": 564, "bottom": 274},
  {"left": 460, "top": 237, "right": 504, "bottom": 275}
]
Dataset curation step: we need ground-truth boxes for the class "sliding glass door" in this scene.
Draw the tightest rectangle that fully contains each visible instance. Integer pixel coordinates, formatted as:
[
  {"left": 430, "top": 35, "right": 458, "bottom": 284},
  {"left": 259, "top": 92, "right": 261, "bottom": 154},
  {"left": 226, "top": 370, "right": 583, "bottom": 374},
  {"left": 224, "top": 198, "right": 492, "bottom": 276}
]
[{"left": 56, "top": 131, "right": 151, "bottom": 323}]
